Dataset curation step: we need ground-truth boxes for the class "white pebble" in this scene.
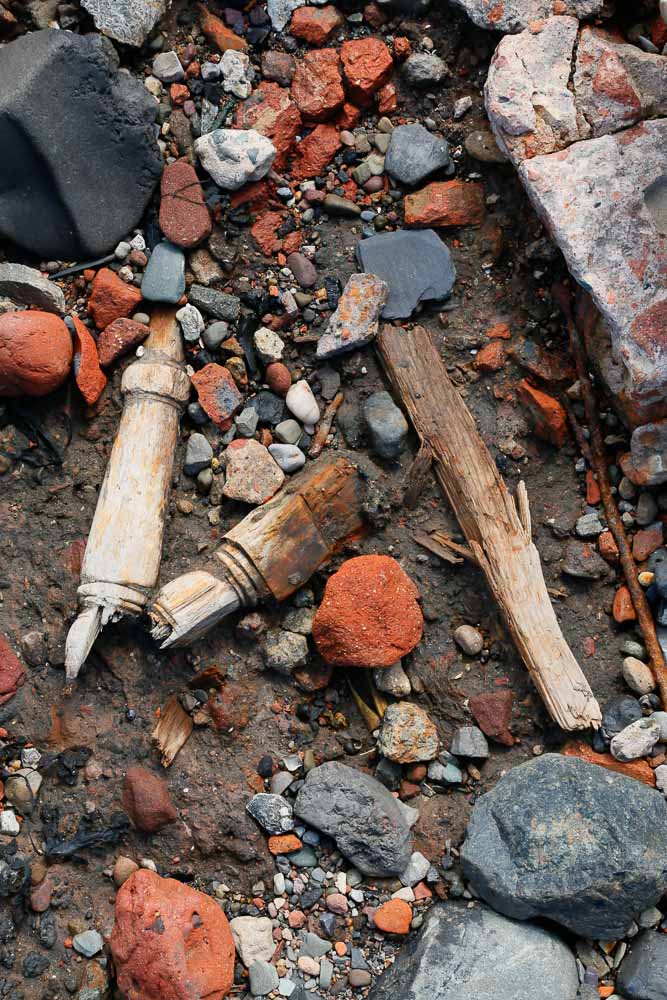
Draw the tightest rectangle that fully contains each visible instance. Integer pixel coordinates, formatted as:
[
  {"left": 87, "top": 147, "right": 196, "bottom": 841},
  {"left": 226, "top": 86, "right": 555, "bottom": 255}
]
[
  {"left": 269, "top": 444, "right": 306, "bottom": 474},
  {"left": 286, "top": 380, "right": 320, "bottom": 426}
]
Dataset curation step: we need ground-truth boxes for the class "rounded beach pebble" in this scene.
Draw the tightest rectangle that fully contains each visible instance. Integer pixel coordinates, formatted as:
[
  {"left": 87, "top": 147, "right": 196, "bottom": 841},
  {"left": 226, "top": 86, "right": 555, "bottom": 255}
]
[
  {"left": 0, "top": 310, "right": 73, "bottom": 397},
  {"left": 312, "top": 554, "right": 423, "bottom": 667}
]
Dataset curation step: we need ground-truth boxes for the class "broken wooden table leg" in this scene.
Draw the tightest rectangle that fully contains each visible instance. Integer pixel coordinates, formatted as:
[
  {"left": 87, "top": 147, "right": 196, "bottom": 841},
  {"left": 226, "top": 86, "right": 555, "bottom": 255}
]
[
  {"left": 377, "top": 324, "right": 602, "bottom": 732},
  {"left": 65, "top": 308, "right": 189, "bottom": 681},
  {"left": 150, "top": 456, "right": 367, "bottom": 648}
]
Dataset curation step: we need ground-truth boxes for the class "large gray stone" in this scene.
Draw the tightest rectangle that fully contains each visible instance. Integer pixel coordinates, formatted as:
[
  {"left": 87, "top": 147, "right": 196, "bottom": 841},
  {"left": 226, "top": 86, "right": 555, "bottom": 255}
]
[
  {"left": 368, "top": 901, "right": 579, "bottom": 1000},
  {"left": 384, "top": 124, "right": 452, "bottom": 188},
  {"left": 617, "top": 931, "right": 667, "bottom": 1000},
  {"left": 450, "top": 0, "right": 604, "bottom": 32},
  {"left": 80, "top": 0, "right": 169, "bottom": 46},
  {"left": 293, "top": 761, "right": 412, "bottom": 876},
  {"left": 357, "top": 230, "right": 455, "bottom": 320},
  {"left": 461, "top": 754, "right": 667, "bottom": 939},
  {"left": 0, "top": 30, "right": 162, "bottom": 259}
]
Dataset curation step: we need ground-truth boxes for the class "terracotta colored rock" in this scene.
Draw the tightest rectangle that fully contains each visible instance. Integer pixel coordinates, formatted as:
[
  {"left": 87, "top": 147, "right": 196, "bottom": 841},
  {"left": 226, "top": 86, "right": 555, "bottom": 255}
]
[
  {"left": 0, "top": 311, "right": 72, "bottom": 397},
  {"left": 268, "top": 834, "right": 302, "bottom": 855},
  {"left": 122, "top": 766, "right": 178, "bottom": 834},
  {"left": 30, "top": 878, "right": 53, "bottom": 913},
  {"left": 373, "top": 898, "right": 412, "bottom": 935},
  {"left": 222, "top": 439, "right": 285, "bottom": 505},
  {"left": 336, "top": 103, "right": 361, "bottom": 129},
  {"left": 517, "top": 379, "right": 568, "bottom": 447},
  {"left": 469, "top": 691, "right": 514, "bottom": 746},
  {"left": 598, "top": 530, "right": 619, "bottom": 565},
  {"left": 562, "top": 740, "right": 655, "bottom": 788},
  {"left": 404, "top": 180, "right": 486, "bottom": 227},
  {"left": 0, "top": 636, "right": 25, "bottom": 706},
  {"left": 111, "top": 869, "right": 235, "bottom": 1000},
  {"left": 585, "top": 470, "right": 601, "bottom": 506},
  {"left": 340, "top": 37, "right": 393, "bottom": 104},
  {"left": 251, "top": 211, "right": 287, "bottom": 257},
  {"left": 265, "top": 362, "right": 292, "bottom": 395},
  {"left": 612, "top": 585, "right": 636, "bottom": 624},
  {"left": 291, "top": 124, "right": 342, "bottom": 180},
  {"left": 291, "top": 49, "right": 344, "bottom": 122},
  {"left": 199, "top": 3, "right": 248, "bottom": 52},
  {"left": 393, "top": 36, "right": 412, "bottom": 59},
  {"left": 632, "top": 523, "right": 663, "bottom": 562},
  {"left": 191, "top": 363, "right": 244, "bottom": 428},
  {"left": 290, "top": 5, "right": 343, "bottom": 46},
  {"left": 72, "top": 317, "right": 106, "bottom": 406},
  {"left": 97, "top": 318, "right": 149, "bottom": 367},
  {"left": 88, "top": 268, "right": 143, "bottom": 330},
  {"left": 474, "top": 340, "right": 506, "bottom": 373},
  {"left": 312, "top": 555, "right": 423, "bottom": 668},
  {"left": 487, "top": 322, "right": 511, "bottom": 339},
  {"left": 235, "top": 83, "right": 302, "bottom": 170},
  {"left": 377, "top": 81, "right": 397, "bottom": 114},
  {"left": 159, "top": 159, "right": 211, "bottom": 249}
]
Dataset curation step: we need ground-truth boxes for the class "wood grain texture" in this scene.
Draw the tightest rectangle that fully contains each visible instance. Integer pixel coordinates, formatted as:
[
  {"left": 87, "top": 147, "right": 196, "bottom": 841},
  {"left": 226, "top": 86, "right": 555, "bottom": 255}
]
[{"left": 377, "top": 324, "right": 601, "bottom": 731}]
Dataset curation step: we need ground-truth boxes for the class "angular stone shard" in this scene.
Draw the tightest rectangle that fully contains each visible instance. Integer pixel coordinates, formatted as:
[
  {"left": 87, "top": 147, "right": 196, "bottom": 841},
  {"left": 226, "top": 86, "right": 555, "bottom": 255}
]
[
  {"left": 316, "top": 273, "right": 388, "bottom": 359},
  {"left": 0, "top": 30, "right": 162, "bottom": 259},
  {"left": 450, "top": 0, "right": 605, "bottom": 33},
  {"left": 80, "top": 0, "right": 169, "bottom": 46},
  {"left": 368, "top": 902, "right": 579, "bottom": 1000}
]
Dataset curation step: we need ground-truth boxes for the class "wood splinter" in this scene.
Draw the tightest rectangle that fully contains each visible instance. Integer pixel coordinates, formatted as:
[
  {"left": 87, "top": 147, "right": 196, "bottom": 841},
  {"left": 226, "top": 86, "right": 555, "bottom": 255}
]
[
  {"left": 64, "top": 309, "right": 189, "bottom": 682},
  {"left": 377, "top": 324, "right": 602, "bottom": 732},
  {"left": 150, "top": 456, "right": 368, "bottom": 648}
]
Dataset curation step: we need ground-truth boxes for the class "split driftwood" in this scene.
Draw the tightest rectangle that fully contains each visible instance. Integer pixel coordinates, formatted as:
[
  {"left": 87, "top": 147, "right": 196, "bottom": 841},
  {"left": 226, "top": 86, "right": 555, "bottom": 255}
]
[
  {"left": 65, "top": 308, "right": 189, "bottom": 682},
  {"left": 377, "top": 324, "right": 602, "bottom": 732},
  {"left": 150, "top": 455, "right": 367, "bottom": 648}
]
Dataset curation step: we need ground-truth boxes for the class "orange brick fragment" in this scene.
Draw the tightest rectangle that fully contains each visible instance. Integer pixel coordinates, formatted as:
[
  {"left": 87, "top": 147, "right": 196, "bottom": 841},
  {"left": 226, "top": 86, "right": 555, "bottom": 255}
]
[
  {"left": 612, "top": 585, "right": 636, "bottom": 623},
  {"left": 562, "top": 740, "right": 655, "bottom": 787},
  {"left": 268, "top": 834, "right": 303, "bottom": 855},
  {"left": 373, "top": 899, "right": 412, "bottom": 935},
  {"left": 585, "top": 470, "right": 601, "bottom": 505},
  {"left": 474, "top": 341, "right": 506, "bottom": 373},
  {"left": 598, "top": 530, "right": 619, "bottom": 565},
  {"left": 404, "top": 181, "right": 485, "bottom": 228},
  {"left": 517, "top": 379, "right": 568, "bottom": 447}
]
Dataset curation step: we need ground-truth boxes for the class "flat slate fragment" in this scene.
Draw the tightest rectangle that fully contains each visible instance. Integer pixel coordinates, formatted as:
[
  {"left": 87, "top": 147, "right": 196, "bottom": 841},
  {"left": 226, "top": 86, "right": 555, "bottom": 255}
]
[
  {"left": 357, "top": 230, "right": 455, "bottom": 319},
  {"left": 0, "top": 30, "right": 162, "bottom": 259}
]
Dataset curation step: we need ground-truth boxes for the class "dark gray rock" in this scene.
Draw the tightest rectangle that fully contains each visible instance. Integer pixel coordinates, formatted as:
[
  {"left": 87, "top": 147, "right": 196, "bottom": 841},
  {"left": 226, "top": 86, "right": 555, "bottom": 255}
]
[
  {"left": 368, "top": 901, "right": 579, "bottom": 1000},
  {"left": 141, "top": 242, "right": 186, "bottom": 304},
  {"left": 188, "top": 285, "right": 241, "bottom": 322},
  {"left": 184, "top": 433, "right": 213, "bottom": 476},
  {"left": 357, "top": 230, "right": 455, "bottom": 319},
  {"left": 0, "top": 30, "right": 161, "bottom": 259},
  {"left": 246, "top": 792, "right": 294, "bottom": 835},
  {"left": 461, "top": 754, "right": 667, "bottom": 939},
  {"left": 561, "top": 540, "right": 609, "bottom": 579},
  {"left": 385, "top": 124, "right": 452, "bottom": 187},
  {"left": 601, "top": 694, "right": 642, "bottom": 737},
  {"left": 293, "top": 761, "right": 412, "bottom": 876},
  {"left": 617, "top": 931, "right": 667, "bottom": 1000},
  {"left": 363, "top": 391, "right": 408, "bottom": 461},
  {"left": 403, "top": 52, "right": 448, "bottom": 87}
]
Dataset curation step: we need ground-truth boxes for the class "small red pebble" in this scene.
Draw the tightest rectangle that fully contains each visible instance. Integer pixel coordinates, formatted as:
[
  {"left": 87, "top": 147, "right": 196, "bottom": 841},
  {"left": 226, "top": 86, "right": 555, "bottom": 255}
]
[
  {"left": 474, "top": 340, "right": 506, "bottom": 373},
  {"left": 288, "top": 910, "right": 307, "bottom": 928},
  {"left": 334, "top": 941, "right": 347, "bottom": 956},
  {"left": 0, "top": 637, "right": 25, "bottom": 707},
  {"left": 377, "top": 81, "right": 397, "bottom": 114},
  {"left": 612, "top": 585, "right": 636, "bottom": 623},
  {"left": 632, "top": 523, "right": 663, "bottom": 562},
  {"left": 97, "top": 318, "right": 149, "bottom": 368},
  {"left": 373, "top": 898, "right": 412, "bottom": 935},
  {"left": 598, "top": 530, "right": 619, "bottom": 564},
  {"left": 266, "top": 362, "right": 292, "bottom": 395},
  {"left": 268, "top": 833, "right": 303, "bottom": 854},
  {"left": 517, "top": 379, "right": 568, "bottom": 448},
  {"left": 486, "top": 322, "right": 511, "bottom": 339},
  {"left": 88, "top": 268, "right": 142, "bottom": 330},
  {"left": 170, "top": 83, "right": 189, "bottom": 106},
  {"left": 71, "top": 317, "right": 106, "bottom": 406},
  {"left": 291, "top": 124, "right": 342, "bottom": 180},
  {"left": 585, "top": 470, "right": 601, "bottom": 505},
  {"left": 405, "top": 180, "right": 486, "bottom": 228},
  {"left": 393, "top": 36, "right": 412, "bottom": 59},
  {"left": 340, "top": 37, "right": 393, "bottom": 104},
  {"left": 290, "top": 5, "right": 344, "bottom": 46}
]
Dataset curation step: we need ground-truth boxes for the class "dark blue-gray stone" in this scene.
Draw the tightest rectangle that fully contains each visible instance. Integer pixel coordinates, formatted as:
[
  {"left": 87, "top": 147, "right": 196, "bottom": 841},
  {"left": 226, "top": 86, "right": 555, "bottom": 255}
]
[
  {"left": 188, "top": 284, "right": 241, "bottom": 322},
  {"left": 357, "top": 229, "right": 455, "bottom": 319},
  {"left": 293, "top": 761, "right": 412, "bottom": 876},
  {"left": 617, "top": 931, "right": 667, "bottom": 1000},
  {"left": 0, "top": 30, "right": 161, "bottom": 259},
  {"left": 368, "top": 902, "right": 579, "bottom": 1000},
  {"left": 363, "top": 390, "right": 408, "bottom": 462},
  {"left": 461, "top": 754, "right": 667, "bottom": 939},
  {"left": 385, "top": 124, "right": 452, "bottom": 187},
  {"left": 141, "top": 242, "right": 186, "bottom": 303}
]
